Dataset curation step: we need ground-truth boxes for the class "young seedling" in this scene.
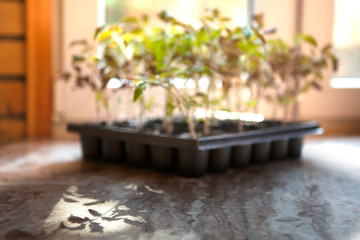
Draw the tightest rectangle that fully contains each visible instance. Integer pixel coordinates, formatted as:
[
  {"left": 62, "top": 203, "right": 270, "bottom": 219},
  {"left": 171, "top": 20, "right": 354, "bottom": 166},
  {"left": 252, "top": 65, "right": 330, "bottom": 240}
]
[{"left": 267, "top": 33, "right": 338, "bottom": 123}]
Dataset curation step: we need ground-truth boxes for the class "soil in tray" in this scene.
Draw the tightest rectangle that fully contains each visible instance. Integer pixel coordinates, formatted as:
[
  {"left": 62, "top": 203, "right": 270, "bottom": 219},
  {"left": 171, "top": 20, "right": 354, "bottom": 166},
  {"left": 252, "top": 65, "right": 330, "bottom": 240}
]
[{"left": 113, "top": 117, "right": 284, "bottom": 137}]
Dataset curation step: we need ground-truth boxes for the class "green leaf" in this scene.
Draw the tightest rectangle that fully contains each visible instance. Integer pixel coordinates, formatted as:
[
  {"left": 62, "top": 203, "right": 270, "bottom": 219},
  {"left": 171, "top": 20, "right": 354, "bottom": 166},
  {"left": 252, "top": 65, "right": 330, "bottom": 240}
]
[
  {"left": 329, "top": 54, "right": 339, "bottom": 72},
  {"left": 145, "top": 96, "right": 155, "bottom": 110},
  {"left": 196, "top": 117, "right": 204, "bottom": 123},
  {"left": 69, "top": 39, "right": 88, "bottom": 47},
  {"left": 194, "top": 92, "right": 207, "bottom": 98},
  {"left": 295, "top": 33, "right": 303, "bottom": 45},
  {"left": 122, "top": 17, "right": 139, "bottom": 23},
  {"left": 213, "top": 8, "right": 219, "bottom": 18},
  {"left": 133, "top": 87, "right": 144, "bottom": 102},
  {"left": 58, "top": 72, "right": 71, "bottom": 81},
  {"left": 198, "top": 28, "right": 208, "bottom": 43},
  {"left": 96, "top": 91, "right": 102, "bottom": 102},
  {"left": 247, "top": 100, "right": 257, "bottom": 108},
  {"left": 94, "top": 26, "right": 105, "bottom": 40},
  {"left": 158, "top": 10, "right": 170, "bottom": 21},
  {"left": 220, "top": 108, "right": 231, "bottom": 112},
  {"left": 166, "top": 99, "right": 176, "bottom": 116},
  {"left": 211, "top": 29, "right": 222, "bottom": 39},
  {"left": 73, "top": 66, "right": 81, "bottom": 73},
  {"left": 295, "top": 33, "right": 317, "bottom": 47},
  {"left": 205, "top": 16, "right": 214, "bottom": 22},
  {"left": 311, "top": 81, "right": 322, "bottom": 91},
  {"left": 279, "top": 97, "right": 287, "bottom": 105},
  {"left": 301, "top": 82, "right": 313, "bottom": 93},
  {"left": 220, "top": 17, "right": 231, "bottom": 22},
  {"left": 303, "top": 35, "right": 317, "bottom": 46},
  {"left": 253, "top": 29, "right": 266, "bottom": 44},
  {"left": 72, "top": 55, "right": 85, "bottom": 62},
  {"left": 184, "top": 99, "right": 192, "bottom": 110},
  {"left": 133, "top": 82, "right": 148, "bottom": 102},
  {"left": 123, "top": 32, "right": 136, "bottom": 42},
  {"left": 142, "top": 15, "right": 149, "bottom": 24},
  {"left": 95, "top": 91, "right": 109, "bottom": 109},
  {"left": 321, "top": 43, "right": 332, "bottom": 54}
]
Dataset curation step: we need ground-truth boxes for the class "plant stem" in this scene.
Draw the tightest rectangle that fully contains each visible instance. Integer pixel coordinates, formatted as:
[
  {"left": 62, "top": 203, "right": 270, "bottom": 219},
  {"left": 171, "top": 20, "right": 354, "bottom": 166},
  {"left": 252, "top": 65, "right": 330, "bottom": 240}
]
[
  {"left": 272, "top": 97, "right": 278, "bottom": 121},
  {"left": 167, "top": 114, "right": 174, "bottom": 134},
  {"left": 282, "top": 76, "right": 291, "bottom": 124},
  {"left": 170, "top": 87, "right": 197, "bottom": 139},
  {"left": 203, "top": 91, "right": 210, "bottom": 136},
  {"left": 238, "top": 119, "right": 244, "bottom": 132},
  {"left": 138, "top": 94, "right": 145, "bottom": 131},
  {"left": 226, "top": 85, "right": 231, "bottom": 110},
  {"left": 204, "top": 75, "right": 216, "bottom": 136},
  {"left": 95, "top": 98, "right": 101, "bottom": 124},
  {"left": 237, "top": 80, "right": 244, "bottom": 132},
  {"left": 104, "top": 91, "right": 112, "bottom": 127},
  {"left": 120, "top": 88, "right": 128, "bottom": 122},
  {"left": 186, "top": 108, "right": 196, "bottom": 139},
  {"left": 283, "top": 103, "right": 289, "bottom": 125},
  {"left": 162, "top": 89, "right": 169, "bottom": 130},
  {"left": 106, "top": 106, "right": 112, "bottom": 127},
  {"left": 255, "top": 85, "right": 261, "bottom": 114},
  {"left": 291, "top": 76, "right": 300, "bottom": 122}
]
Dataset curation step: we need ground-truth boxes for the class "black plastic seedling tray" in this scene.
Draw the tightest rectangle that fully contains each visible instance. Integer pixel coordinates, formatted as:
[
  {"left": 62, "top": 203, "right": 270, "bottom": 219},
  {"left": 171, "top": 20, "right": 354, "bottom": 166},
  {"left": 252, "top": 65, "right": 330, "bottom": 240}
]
[{"left": 68, "top": 120, "right": 322, "bottom": 177}]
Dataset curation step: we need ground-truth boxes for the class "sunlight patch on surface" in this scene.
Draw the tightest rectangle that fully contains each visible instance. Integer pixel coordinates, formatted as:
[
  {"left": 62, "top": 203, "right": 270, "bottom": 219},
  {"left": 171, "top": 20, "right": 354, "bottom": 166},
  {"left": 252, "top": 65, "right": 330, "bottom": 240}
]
[
  {"left": 350, "top": 230, "right": 360, "bottom": 240},
  {"left": 124, "top": 183, "right": 138, "bottom": 191},
  {"left": 0, "top": 142, "right": 81, "bottom": 181},
  {"left": 42, "top": 185, "right": 147, "bottom": 236},
  {"left": 303, "top": 139, "right": 360, "bottom": 179},
  {"left": 145, "top": 185, "right": 164, "bottom": 194}
]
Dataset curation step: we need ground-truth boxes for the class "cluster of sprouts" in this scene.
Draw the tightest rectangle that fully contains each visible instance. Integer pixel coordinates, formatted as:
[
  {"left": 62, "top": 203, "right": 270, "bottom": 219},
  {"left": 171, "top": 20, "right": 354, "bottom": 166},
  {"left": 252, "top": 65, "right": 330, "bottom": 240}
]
[{"left": 64, "top": 9, "right": 338, "bottom": 139}]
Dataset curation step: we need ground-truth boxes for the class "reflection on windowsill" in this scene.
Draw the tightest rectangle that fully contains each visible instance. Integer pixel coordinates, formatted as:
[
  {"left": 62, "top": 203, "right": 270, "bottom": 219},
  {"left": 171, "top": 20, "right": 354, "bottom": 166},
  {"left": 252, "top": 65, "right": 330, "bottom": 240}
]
[{"left": 330, "top": 77, "right": 360, "bottom": 89}]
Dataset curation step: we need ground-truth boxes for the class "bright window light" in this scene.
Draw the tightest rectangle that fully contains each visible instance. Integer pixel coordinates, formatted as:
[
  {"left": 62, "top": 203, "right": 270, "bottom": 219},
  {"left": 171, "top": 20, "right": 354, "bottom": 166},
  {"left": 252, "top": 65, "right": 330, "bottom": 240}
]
[
  {"left": 332, "top": 0, "right": 360, "bottom": 89},
  {"left": 106, "top": 78, "right": 122, "bottom": 89},
  {"left": 330, "top": 77, "right": 360, "bottom": 89},
  {"left": 198, "top": 77, "right": 209, "bottom": 89},
  {"left": 104, "top": 0, "right": 250, "bottom": 26}
]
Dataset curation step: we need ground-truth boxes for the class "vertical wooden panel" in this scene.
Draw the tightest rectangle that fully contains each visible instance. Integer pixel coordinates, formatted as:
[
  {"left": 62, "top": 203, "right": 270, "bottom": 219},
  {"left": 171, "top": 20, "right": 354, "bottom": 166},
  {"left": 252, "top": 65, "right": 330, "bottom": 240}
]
[
  {"left": 0, "top": 1, "right": 25, "bottom": 35},
  {"left": 0, "top": 41, "right": 25, "bottom": 75},
  {"left": 26, "top": 0, "right": 52, "bottom": 138},
  {"left": 0, "top": 81, "right": 25, "bottom": 115},
  {"left": 0, "top": 119, "right": 25, "bottom": 140}
]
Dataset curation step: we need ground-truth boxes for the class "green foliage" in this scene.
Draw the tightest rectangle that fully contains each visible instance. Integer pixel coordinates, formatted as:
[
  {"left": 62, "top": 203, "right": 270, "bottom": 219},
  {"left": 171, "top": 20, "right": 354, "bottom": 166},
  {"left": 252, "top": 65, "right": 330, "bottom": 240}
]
[
  {"left": 133, "top": 81, "right": 149, "bottom": 102},
  {"left": 267, "top": 32, "right": 338, "bottom": 108},
  {"left": 295, "top": 33, "right": 317, "bottom": 47},
  {"left": 247, "top": 100, "right": 257, "bottom": 108},
  {"left": 63, "top": 8, "right": 339, "bottom": 135}
]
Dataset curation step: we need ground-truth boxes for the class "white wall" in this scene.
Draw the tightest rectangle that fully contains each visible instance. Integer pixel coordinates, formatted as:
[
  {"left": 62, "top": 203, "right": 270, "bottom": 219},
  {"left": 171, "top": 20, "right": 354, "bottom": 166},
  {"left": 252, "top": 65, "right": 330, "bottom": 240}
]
[
  {"left": 255, "top": 0, "right": 297, "bottom": 43},
  {"left": 300, "top": 0, "right": 360, "bottom": 121},
  {"left": 53, "top": 0, "right": 100, "bottom": 122}
]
